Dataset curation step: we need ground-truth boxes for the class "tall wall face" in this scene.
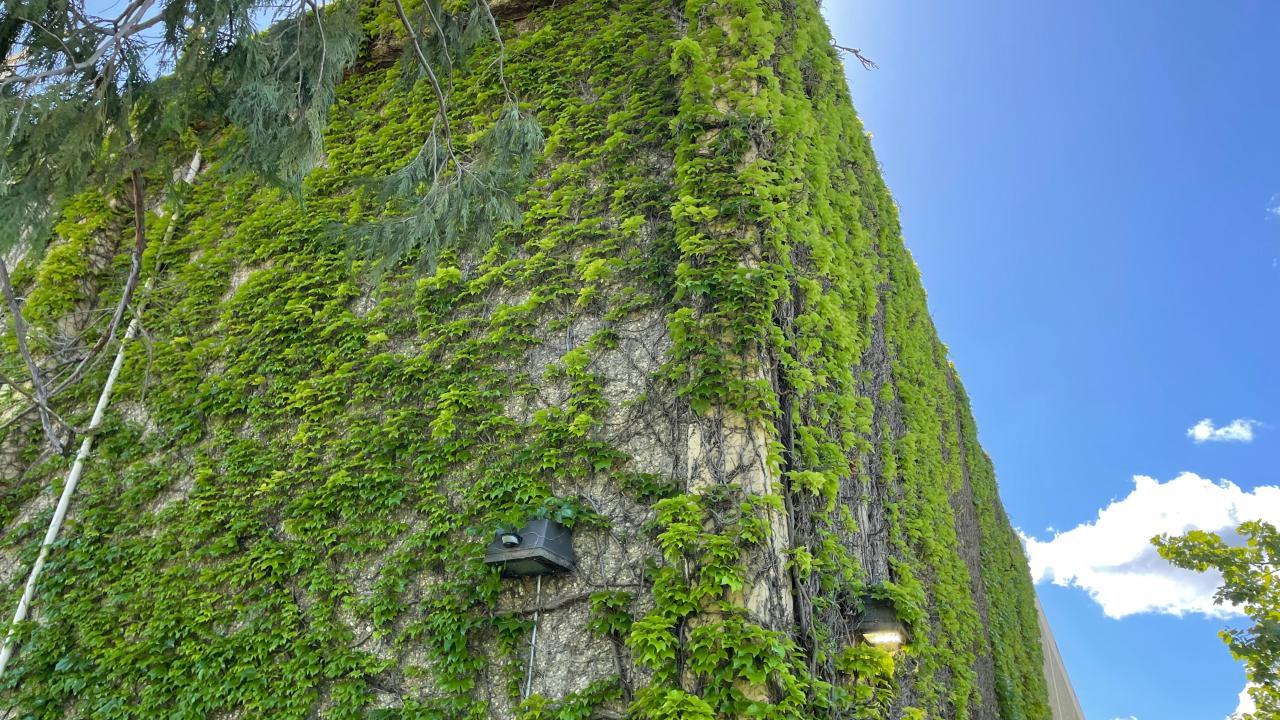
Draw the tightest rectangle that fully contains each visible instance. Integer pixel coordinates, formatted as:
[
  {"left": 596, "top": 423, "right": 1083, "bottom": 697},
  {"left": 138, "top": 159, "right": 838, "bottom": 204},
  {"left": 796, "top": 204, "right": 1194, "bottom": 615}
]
[{"left": 0, "top": 1, "right": 1050, "bottom": 718}]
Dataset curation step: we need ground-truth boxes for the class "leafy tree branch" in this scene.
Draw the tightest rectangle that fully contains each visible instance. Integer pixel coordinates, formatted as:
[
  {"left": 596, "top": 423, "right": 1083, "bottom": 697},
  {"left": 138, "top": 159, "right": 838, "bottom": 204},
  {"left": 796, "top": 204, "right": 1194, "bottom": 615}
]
[
  {"left": 1156, "top": 521, "right": 1280, "bottom": 720},
  {"left": 0, "top": 0, "right": 541, "bottom": 451}
]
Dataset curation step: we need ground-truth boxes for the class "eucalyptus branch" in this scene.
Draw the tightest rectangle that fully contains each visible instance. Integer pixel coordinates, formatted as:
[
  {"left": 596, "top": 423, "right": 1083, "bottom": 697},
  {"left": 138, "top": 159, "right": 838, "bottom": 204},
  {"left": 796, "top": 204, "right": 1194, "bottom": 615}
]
[
  {"left": 67, "top": 2, "right": 112, "bottom": 34},
  {"left": 0, "top": 42, "right": 110, "bottom": 89}
]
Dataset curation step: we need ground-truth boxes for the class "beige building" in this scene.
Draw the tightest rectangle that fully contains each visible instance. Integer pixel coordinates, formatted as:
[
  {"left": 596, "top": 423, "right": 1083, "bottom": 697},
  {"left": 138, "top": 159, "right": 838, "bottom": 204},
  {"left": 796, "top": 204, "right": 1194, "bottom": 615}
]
[{"left": 1037, "top": 593, "right": 1087, "bottom": 719}]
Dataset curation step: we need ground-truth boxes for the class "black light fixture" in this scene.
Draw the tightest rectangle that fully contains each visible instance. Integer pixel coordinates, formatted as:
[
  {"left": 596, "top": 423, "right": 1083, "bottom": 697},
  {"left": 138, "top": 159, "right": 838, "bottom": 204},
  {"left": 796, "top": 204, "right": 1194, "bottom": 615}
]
[
  {"left": 852, "top": 595, "right": 909, "bottom": 653},
  {"left": 483, "top": 518, "right": 575, "bottom": 577}
]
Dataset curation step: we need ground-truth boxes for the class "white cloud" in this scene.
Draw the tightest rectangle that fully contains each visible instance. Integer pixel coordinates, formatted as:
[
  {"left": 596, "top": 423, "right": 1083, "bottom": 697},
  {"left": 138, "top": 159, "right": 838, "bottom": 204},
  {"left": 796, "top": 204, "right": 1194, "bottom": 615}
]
[
  {"left": 1187, "top": 418, "right": 1260, "bottom": 444},
  {"left": 1232, "top": 684, "right": 1256, "bottom": 719},
  {"left": 1022, "top": 473, "right": 1280, "bottom": 619},
  {"left": 1268, "top": 194, "right": 1280, "bottom": 218}
]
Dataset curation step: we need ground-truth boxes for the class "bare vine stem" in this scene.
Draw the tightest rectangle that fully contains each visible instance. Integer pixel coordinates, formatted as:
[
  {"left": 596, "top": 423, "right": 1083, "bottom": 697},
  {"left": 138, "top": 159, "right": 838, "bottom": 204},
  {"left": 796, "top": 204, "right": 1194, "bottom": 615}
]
[
  {"left": 0, "top": 258, "right": 64, "bottom": 454},
  {"left": 831, "top": 42, "right": 878, "bottom": 70},
  {"left": 0, "top": 149, "right": 201, "bottom": 677},
  {"left": 0, "top": 152, "right": 200, "bottom": 439}
]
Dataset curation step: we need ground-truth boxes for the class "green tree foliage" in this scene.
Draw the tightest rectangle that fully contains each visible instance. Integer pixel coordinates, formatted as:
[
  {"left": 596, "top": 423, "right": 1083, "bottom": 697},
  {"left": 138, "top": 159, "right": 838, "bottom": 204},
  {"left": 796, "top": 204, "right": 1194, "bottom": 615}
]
[
  {"left": 0, "top": 0, "right": 540, "bottom": 451},
  {"left": 1, "top": 0, "right": 346, "bottom": 247},
  {"left": 0, "top": 0, "right": 537, "bottom": 253},
  {"left": 1156, "top": 521, "right": 1280, "bottom": 720}
]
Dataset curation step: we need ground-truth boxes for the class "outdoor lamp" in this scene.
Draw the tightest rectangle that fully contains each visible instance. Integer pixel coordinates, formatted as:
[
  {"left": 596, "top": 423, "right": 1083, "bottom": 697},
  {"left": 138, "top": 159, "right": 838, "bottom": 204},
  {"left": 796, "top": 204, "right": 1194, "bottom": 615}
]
[
  {"left": 853, "top": 597, "right": 908, "bottom": 653},
  {"left": 483, "top": 518, "right": 575, "bottom": 578}
]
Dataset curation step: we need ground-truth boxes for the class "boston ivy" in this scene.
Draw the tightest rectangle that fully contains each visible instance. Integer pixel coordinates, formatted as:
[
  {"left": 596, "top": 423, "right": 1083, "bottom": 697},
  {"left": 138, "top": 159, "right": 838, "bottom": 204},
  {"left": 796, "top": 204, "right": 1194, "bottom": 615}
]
[{"left": 0, "top": 0, "right": 1049, "bottom": 718}]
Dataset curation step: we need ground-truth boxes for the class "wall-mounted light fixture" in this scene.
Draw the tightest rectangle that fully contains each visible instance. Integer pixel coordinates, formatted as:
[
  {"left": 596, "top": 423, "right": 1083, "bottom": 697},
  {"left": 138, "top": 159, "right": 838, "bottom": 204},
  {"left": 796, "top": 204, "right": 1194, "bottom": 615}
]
[
  {"left": 483, "top": 518, "right": 575, "bottom": 577},
  {"left": 852, "top": 596, "right": 909, "bottom": 654}
]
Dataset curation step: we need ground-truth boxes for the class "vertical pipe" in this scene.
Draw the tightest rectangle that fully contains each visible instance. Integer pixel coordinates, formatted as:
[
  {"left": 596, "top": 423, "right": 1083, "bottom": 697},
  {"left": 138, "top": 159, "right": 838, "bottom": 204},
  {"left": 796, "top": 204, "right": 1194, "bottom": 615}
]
[
  {"left": 523, "top": 574, "right": 542, "bottom": 699},
  {"left": 0, "top": 312, "right": 138, "bottom": 677},
  {"left": 0, "top": 151, "right": 201, "bottom": 679}
]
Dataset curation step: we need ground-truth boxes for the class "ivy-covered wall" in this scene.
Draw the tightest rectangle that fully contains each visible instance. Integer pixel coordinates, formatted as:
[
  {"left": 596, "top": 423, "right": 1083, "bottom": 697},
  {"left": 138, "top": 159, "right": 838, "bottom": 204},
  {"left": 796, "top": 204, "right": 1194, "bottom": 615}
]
[{"left": 0, "top": 0, "right": 1050, "bottom": 718}]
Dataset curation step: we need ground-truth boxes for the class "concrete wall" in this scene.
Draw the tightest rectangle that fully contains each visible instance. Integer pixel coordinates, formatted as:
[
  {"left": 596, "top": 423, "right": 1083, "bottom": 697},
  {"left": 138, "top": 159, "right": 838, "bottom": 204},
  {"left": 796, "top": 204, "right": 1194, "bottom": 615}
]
[{"left": 1036, "top": 594, "right": 1086, "bottom": 720}]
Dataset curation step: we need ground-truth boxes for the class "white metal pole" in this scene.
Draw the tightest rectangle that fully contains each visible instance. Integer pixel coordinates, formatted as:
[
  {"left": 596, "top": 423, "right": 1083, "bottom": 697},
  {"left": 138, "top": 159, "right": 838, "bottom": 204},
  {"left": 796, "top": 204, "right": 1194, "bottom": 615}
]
[
  {"left": 0, "top": 311, "right": 139, "bottom": 677},
  {"left": 0, "top": 151, "right": 201, "bottom": 679},
  {"left": 523, "top": 574, "right": 542, "bottom": 699}
]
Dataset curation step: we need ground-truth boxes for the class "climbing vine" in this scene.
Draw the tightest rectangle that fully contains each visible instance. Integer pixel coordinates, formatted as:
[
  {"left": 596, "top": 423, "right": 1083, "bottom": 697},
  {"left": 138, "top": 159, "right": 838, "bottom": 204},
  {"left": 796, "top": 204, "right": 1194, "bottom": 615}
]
[{"left": 0, "top": 0, "right": 1048, "bottom": 718}]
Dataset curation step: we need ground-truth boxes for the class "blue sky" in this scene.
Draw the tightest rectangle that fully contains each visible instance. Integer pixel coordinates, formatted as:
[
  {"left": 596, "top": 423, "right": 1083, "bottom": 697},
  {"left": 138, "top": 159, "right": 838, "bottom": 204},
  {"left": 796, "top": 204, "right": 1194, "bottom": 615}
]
[{"left": 822, "top": 2, "right": 1280, "bottom": 718}]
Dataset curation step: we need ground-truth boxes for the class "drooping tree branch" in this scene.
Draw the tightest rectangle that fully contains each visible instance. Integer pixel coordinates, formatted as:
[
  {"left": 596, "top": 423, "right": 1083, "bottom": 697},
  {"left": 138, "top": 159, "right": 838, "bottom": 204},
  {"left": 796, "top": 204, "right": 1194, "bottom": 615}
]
[
  {"left": 479, "top": 0, "right": 514, "bottom": 103},
  {"left": 392, "top": 0, "right": 454, "bottom": 158},
  {"left": 1, "top": 0, "right": 536, "bottom": 444},
  {"left": 0, "top": 0, "right": 162, "bottom": 91}
]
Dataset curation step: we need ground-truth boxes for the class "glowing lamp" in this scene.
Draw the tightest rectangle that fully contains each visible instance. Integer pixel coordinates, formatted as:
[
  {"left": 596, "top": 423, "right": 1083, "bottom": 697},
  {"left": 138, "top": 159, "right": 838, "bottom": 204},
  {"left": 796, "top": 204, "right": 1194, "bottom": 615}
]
[{"left": 853, "top": 597, "right": 908, "bottom": 653}]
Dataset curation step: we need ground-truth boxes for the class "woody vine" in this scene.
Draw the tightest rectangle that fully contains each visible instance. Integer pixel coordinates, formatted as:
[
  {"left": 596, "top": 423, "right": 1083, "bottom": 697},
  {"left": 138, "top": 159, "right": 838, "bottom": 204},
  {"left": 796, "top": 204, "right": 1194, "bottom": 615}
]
[{"left": 0, "top": 0, "right": 1050, "bottom": 718}]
